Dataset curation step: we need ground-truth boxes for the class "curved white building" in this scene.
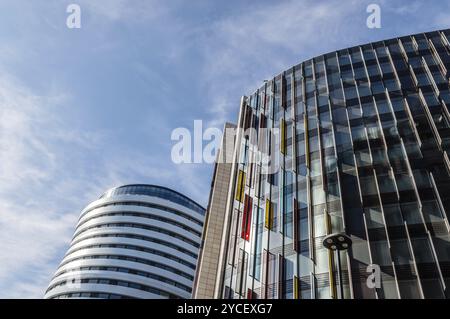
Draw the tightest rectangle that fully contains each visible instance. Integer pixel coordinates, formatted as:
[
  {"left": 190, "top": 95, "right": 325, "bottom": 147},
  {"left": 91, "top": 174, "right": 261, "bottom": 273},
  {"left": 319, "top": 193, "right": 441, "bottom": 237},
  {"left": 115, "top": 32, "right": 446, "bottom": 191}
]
[{"left": 45, "top": 184, "right": 205, "bottom": 299}]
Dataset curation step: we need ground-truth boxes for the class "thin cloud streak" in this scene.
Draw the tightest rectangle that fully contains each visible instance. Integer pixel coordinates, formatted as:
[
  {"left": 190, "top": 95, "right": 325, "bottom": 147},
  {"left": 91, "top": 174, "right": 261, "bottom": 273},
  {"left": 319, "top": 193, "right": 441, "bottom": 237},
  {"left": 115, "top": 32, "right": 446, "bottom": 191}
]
[{"left": 198, "top": 0, "right": 361, "bottom": 127}]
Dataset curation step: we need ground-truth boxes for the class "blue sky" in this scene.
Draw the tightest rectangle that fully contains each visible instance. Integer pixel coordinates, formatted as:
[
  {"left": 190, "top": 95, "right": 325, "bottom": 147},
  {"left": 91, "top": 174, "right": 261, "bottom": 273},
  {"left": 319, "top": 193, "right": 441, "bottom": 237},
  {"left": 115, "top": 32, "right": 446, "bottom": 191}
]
[{"left": 0, "top": 0, "right": 449, "bottom": 298}]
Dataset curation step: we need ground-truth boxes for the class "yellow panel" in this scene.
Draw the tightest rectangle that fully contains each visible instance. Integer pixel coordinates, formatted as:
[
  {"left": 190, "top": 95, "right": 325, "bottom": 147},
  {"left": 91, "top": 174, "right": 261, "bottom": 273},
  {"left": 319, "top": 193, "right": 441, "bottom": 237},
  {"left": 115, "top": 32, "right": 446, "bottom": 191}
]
[
  {"left": 235, "top": 170, "right": 246, "bottom": 202},
  {"left": 265, "top": 199, "right": 273, "bottom": 230},
  {"left": 293, "top": 275, "right": 299, "bottom": 299}
]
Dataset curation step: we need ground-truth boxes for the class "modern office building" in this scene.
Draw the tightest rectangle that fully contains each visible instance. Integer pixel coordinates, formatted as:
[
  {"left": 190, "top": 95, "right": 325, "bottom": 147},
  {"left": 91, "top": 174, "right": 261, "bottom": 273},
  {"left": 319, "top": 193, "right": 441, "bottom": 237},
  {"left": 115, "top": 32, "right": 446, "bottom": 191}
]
[
  {"left": 45, "top": 184, "right": 205, "bottom": 299},
  {"left": 204, "top": 29, "right": 450, "bottom": 299}
]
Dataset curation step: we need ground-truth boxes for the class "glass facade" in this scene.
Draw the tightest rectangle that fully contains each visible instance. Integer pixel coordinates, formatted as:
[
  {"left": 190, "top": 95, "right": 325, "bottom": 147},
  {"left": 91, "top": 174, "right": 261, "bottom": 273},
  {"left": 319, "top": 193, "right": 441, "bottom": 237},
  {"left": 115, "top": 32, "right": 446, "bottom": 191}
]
[{"left": 220, "top": 29, "right": 450, "bottom": 299}]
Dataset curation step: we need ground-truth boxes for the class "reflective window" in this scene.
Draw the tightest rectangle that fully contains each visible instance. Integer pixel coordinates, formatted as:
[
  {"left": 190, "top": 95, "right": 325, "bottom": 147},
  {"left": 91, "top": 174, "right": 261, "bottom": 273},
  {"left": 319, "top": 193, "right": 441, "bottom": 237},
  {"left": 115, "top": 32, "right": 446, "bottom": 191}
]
[{"left": 100, "top": 185, "right": 205, "bottom": 215}]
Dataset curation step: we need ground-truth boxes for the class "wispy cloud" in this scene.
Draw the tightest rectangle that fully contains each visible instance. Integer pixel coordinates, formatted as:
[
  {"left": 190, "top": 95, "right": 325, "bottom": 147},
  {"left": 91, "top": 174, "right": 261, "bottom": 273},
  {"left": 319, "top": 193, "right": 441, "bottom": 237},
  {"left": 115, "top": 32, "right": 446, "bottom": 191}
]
[
  {"left": 79, "top": 0, "right": 169, "bottom": 22},
  {"left": 0, "top": 73, "right": 83, "bottom": 298},
  {"left": 197, "top": 0, "right": 361, "bottom": 127},
  {"left": 0, "top": 71, "right": 193, "bottom": 298},
  {"left": 383, "top": 0, "right": 422, "bottom": 15}
]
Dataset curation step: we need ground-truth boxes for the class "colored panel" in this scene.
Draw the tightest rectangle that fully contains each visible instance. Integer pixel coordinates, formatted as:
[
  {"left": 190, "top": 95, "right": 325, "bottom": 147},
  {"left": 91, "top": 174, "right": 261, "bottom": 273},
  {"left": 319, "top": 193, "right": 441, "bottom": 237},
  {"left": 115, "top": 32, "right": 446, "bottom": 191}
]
[
  {"left": 235, "top": 170, "right": 246, "bottom": 202},
  {"left": 241, "top": 195, "right": 253, "bottom": 241},
  {"left": 265, "top": 199, "right": 273, "bottom": 230}
]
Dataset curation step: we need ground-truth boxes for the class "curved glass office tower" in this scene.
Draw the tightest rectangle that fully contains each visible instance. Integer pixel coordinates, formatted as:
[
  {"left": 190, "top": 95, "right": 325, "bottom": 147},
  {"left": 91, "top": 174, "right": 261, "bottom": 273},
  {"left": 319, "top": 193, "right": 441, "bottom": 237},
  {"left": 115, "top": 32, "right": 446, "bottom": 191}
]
[
  {"left": 212, "top": 29, "right": 450, "bottom": 299},
  {"left": 45, "top": 184, "right": 205, "bottom": 299}
]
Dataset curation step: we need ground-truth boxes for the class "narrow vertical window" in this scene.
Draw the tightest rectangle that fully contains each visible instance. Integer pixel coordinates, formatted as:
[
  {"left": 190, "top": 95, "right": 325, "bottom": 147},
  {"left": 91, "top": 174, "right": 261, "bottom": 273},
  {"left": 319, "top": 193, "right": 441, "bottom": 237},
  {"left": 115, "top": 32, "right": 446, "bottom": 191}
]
[
  {"left": 262, "top": 249, "right": 268, "bottom": 298},
  {"left": 267, "top": 251, "right": 277, "bottom": 299},
  {"left": 246, "top": 163, "right": 253, "bottom": 188},
  {"left": 254, "top": 165, "right": 261, "bottom": 198},
  {"left": 280, "top": 118, "right": 286, "bottom": 154},
  {"left": 235, "top": 249, "right": 249, "bottom": 297},
  {"left": 279, "top": 169, "right": 285, "bottom": 234},
  {"left": 293, "top": 199, "right": 299, "bottom": 252},
  {"left": 278, "top": 254, "right": 284, "bottom": 299},
  {"left": 227, "top": 209, "right": 239, "bottom": 266}
]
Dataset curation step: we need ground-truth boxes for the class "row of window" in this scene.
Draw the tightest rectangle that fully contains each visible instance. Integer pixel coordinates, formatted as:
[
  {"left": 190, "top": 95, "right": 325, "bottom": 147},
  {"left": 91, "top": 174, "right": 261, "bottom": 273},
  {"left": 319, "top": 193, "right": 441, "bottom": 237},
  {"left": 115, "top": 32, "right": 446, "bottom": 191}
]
[
  {"left": 77, "top": 211, "right": 202, "bottom": 237},
  {"left": 73, "top": 222, "right": 200, "bottom": 249},
  {"left": 57, "top": 253, "right": 194, "bottom": 281},
  {"left": 50, "top": 265, "right": 192, "bottom": 293},
  {"left": 70, "top": 232, "right": 197, "bottom": 259},
  {"left": 80, "top": 201, "right": 203, "bottom": 226},
  {"left": 50, "top": 292, "right": 135, "bottom": 299},
  {"left": 226, "top": 246, "right": 448, "bottom": 299},
  {"left": 250, "top": 43, "right": 448, "bottom": 122},
  {"left": 64, "top": 242, "right": 196, "bottom": 270},
  {"left": 47, "top": 277, "right": 180, "bottom": 299}
]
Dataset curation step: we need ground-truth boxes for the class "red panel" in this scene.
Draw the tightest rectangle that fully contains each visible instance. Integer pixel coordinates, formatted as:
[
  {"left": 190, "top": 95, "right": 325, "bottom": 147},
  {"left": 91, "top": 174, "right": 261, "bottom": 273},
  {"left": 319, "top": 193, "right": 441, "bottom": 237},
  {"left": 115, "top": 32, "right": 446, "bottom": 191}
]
[{"left": 241, "top": 195, "right": 253, "bottom": 241}]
